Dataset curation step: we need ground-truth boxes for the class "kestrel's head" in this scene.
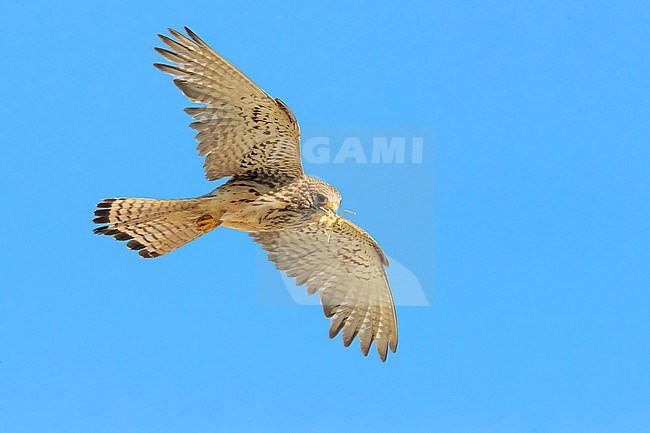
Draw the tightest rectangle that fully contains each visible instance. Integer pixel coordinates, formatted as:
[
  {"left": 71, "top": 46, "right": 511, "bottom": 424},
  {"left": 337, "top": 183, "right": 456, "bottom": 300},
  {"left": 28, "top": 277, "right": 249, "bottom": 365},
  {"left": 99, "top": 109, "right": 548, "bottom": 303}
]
[{"left": 306, "top": 177, "right": 342, "bottom": 213}]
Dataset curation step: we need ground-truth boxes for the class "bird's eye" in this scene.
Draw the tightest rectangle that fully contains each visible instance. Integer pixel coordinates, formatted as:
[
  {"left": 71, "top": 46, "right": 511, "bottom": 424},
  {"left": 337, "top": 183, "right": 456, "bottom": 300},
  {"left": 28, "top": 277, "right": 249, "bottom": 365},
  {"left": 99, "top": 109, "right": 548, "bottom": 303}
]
[{"left": 315, "top": 193, "right": 327, "bottom": 204}]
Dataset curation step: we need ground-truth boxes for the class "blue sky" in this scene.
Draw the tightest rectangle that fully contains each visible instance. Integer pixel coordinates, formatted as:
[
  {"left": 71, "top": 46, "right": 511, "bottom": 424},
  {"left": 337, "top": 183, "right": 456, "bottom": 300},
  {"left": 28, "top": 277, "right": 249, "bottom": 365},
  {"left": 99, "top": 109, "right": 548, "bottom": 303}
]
[{"left": 1, "top": 1, "right": 649, "bottom": 432}]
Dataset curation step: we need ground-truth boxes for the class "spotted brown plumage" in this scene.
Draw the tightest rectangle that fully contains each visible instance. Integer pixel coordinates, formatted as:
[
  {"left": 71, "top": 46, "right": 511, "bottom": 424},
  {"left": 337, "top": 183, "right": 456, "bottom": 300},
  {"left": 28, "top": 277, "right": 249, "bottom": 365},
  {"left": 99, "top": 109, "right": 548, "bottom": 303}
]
[
  {"left": 154, "top": 27, "right": 302, "bottom": 183},
  {"left": 251, "top": 219, "right": 397, "bottom": 360},
  {"left": 93, "top": 27, "right": 398, "bottom": 361}
]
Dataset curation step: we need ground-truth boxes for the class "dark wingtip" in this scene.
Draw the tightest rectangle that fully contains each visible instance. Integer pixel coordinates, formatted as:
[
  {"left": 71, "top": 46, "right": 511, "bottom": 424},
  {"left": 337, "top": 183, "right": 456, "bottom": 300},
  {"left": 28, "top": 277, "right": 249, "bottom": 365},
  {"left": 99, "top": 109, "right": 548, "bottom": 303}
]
[
  {"left": 184, "top": 26, "right": 205, "bottom": 46},
  {"left": 139, "top": 250, "right": 160, "bottom": 259},
  {"left": 157, "top": 33, "right": 176, "bottom": 47},
  {"left": 93, "top": 225, "right": 109, "bottom": 235},
  {"left": 93, "top": 209, "right": 110, "bottom": 224},
  {"left": 114, "top": 232, "right": 133, "bottom": 241},
  {"left": 153, "top": 62, "right": 178, "bottom": 74},
  {"left": 96, "top": 198, "right": 116, "bottom": 208},
  {"left": 126, "top": 240, "right": 145, "bottom": 251},
  {"left": 94, "top": 226, "right": 119, "bottom": 236},
  {"left": 167, "top": 28, "right": 188, "bottom": 44}
]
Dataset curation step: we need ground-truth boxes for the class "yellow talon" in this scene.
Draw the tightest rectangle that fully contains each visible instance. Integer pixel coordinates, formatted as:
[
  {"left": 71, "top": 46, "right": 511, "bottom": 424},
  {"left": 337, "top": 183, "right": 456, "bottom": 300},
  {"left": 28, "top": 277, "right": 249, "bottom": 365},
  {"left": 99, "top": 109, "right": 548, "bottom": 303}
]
[
  {"left": 336, "top": 209, "right": 356, "bottom": 225},
  {"left": 318, "top": 209, "right": 357, "bottom": 240}
]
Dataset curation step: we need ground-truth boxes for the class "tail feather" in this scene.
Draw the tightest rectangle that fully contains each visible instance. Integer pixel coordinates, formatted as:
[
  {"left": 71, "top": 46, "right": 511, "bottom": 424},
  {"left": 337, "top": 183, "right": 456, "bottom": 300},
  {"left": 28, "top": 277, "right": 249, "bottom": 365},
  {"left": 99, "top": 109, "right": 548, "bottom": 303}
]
[{"left": 93, "top": 197, "right": 220, "bottom": 258}]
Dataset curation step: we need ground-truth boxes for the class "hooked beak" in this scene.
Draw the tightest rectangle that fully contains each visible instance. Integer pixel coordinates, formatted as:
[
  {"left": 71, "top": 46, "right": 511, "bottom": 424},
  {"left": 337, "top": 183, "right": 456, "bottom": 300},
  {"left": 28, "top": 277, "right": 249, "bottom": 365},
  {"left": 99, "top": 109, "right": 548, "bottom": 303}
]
[{"left": 325, "top": 201, "right": 340, "bottom": 212}]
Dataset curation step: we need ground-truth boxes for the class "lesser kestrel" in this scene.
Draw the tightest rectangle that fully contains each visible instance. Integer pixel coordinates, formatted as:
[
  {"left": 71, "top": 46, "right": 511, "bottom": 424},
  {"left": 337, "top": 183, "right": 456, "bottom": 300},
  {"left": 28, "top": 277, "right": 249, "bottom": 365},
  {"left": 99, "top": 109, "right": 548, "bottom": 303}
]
[{"left": 94, "top": 28, "right": 398, "bottom": 360}]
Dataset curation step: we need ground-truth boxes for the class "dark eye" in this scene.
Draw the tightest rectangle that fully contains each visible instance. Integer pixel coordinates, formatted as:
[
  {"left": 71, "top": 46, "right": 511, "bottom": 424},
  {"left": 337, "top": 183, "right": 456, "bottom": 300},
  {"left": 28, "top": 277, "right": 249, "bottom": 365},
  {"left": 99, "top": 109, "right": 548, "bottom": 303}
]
[{"left": 315, "top": 193, "right": 327, "bottom": 204}]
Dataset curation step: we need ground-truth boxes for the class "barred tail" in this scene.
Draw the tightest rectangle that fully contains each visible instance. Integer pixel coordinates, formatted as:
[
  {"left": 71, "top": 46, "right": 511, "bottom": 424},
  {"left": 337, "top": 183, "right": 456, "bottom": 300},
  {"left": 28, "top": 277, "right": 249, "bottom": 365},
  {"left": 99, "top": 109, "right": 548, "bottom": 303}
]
[{"left": 93, "top": 197, "right": 221, "bottom": 258}]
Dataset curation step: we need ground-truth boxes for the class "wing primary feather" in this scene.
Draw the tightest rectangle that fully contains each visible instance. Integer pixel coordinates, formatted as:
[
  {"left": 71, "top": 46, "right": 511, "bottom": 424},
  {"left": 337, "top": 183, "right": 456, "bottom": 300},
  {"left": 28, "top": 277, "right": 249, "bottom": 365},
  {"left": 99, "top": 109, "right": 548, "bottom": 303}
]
[
  {"left": 154, "top": 47, "right": 186, "bottom": 64},
  {"left": 167, "top": 28, "right": 199, "bottom": 49},
  {"left": 154, "top": 27, "right": 304, "bottom": 182},
  {"left": 342, "top": 312, "right": 363, "bottom": 348},
  {"left": 158, "top": 34, "right": 193, "bottom": 55},
  {"left": 184, "top": 26, "right": 210, "bottom": 48},
  {"left": 153, "top": 63, "right": 187, "bottom": 76},
  {"left": 329, "top": 314, "right": 346, "bottom": 339}
]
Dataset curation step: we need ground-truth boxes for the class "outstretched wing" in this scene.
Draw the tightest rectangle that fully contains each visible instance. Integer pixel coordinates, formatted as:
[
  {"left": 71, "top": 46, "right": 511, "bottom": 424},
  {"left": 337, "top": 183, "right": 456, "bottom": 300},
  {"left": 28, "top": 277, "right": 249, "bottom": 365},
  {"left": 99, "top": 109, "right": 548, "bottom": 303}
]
[
  {"left": 251, "top": 218, "right": 398, "bottom": 361},
  {"left": 154, "top": 27, "right": 302, "bottom": 182}
]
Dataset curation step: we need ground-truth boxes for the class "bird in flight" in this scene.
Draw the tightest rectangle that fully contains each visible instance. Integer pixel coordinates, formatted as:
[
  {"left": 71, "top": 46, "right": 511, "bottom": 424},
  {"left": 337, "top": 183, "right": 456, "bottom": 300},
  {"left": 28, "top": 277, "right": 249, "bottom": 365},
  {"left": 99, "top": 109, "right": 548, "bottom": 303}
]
[{"left": 93, "top": 28, "right": 398, "bottom": 361}]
